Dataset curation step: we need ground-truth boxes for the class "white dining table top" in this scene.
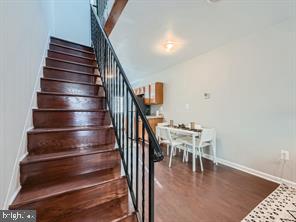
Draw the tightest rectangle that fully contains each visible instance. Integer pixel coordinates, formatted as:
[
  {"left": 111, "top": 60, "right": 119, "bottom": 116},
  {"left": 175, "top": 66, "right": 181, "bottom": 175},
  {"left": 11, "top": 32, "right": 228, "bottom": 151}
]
[{"left": 156, "top": 125, "right": 202, "bottom": 136}]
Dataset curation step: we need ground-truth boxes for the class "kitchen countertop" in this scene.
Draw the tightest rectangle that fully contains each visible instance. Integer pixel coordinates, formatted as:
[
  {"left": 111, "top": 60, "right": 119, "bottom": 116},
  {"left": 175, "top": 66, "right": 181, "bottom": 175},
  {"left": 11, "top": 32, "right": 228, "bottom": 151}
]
[{"left": 146, "top": 115, "right": 164, "bottom": 119}]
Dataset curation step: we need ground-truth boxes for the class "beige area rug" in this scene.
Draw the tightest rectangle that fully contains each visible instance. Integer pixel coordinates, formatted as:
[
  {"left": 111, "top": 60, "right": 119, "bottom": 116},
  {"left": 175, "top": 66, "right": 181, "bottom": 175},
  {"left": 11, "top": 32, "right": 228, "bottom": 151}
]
[{"left": 242, "top": 184, "right": 296, "bottom": 222}]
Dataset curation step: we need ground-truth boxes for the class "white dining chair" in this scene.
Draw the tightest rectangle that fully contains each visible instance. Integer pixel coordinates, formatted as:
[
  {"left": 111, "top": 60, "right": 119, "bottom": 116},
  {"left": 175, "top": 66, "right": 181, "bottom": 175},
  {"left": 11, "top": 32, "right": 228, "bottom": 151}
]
[
  {"left": 183, "top": 128, "right": 217, "bottom": 171},
  {"left": 157, "top": 126, "right": 171, "bottom": 156},
  {"left": 156, "top": 123, "right": 180, "bottom": 156},
  {"left": 164, "top": 128, "right": 187, "bottom": 168}
]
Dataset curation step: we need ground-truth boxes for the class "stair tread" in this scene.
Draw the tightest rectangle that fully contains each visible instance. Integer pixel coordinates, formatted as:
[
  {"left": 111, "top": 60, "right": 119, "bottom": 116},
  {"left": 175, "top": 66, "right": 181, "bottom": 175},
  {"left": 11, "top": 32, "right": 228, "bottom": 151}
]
[
  {"left": 48, "top": 49, "right": 96, "bottom": 61},
  {"left": 22, "top": 145, "right": 116, "bottom": 164},
  {"left": 44, "top": 66, "right": 100, "bottom": 77},
  {"left": 47, "top": 57, "right": 98, "bottom": 68},
  {"left": 41, "top": 77, "right": 102, "bottom": 86},
  {"left": 33, "top": 108, "right": 108, "bottom": 112},
  {"left": 50, "top": 42, "right": 95, "bottom": 55},
  {"left": 54, "top": 197, "right": 129, "bottom": 222},
  {"left": 11, "top": 172, "right": 123, "bottom": 208},
  {"left": 28, "top": 125, "right": 112, "bottom": 134},
  {"left": 50, "top": 36, "right": 94, "bottom": 50},
  {"left": 37, "top": 91, "right": 105, "bottom": 98}
]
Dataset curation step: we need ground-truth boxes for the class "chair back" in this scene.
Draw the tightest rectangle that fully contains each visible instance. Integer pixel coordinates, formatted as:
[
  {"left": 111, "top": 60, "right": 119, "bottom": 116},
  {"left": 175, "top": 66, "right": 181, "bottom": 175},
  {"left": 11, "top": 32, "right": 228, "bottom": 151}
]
[
  {"left": 159, "top": 127, "right": 173, "bottom": 143},
  {"left": 200, "top": 128, "right": 215, "bottom": 143}
]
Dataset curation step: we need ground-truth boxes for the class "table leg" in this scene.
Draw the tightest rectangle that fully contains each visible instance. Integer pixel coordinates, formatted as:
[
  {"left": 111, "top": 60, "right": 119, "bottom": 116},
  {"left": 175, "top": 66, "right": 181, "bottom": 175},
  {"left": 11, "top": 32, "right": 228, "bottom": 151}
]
[
  {"left": 213, "top": 132, "right": 217, "bottom": 165},
  {"left": 192, "top": 135, "right": 196, "bottom": 172}
]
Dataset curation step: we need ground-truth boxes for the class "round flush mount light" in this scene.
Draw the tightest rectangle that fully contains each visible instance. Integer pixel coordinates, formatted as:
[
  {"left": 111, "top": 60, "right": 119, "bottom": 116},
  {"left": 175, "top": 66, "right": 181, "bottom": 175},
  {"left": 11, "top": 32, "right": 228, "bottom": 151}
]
[
  {"left": 164, "top": 41, "right": 176, "bottom": 52},
  {"left": 207, "top": 0, "right": 221, "bottom": 3}
]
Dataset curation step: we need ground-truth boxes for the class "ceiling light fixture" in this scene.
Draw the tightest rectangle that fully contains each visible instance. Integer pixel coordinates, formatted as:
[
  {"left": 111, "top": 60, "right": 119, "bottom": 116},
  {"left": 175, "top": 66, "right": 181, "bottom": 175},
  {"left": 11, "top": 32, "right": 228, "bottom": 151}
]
[
  {"left": 164, "top": 41, "right": 175, "bottom": 52},
  {"left": 207, "top": 0, "right": 220, "bottom": 3}
]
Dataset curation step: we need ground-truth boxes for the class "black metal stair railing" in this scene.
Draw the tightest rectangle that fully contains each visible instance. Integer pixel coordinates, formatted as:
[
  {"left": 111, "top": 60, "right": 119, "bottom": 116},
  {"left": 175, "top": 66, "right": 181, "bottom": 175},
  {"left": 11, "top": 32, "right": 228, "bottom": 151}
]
[{"left": 90, "top": 4, "right": 164, "bottom": 222}]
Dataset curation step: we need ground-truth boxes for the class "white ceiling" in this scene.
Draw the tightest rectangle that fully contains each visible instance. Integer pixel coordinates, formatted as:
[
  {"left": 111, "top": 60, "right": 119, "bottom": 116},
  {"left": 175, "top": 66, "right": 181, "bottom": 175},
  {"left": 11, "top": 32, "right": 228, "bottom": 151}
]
[{"left": 110, "top": 0, "right": 294, "bottom": 81}]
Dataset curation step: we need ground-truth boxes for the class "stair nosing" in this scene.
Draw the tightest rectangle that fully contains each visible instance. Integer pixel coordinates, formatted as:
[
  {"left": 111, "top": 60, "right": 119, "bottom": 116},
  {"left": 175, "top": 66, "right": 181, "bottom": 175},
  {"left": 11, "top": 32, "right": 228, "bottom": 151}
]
[
  {"left": 48, "top": 49, "right": 96, "bottom": 61},
  {"left": 47, "top": 57, "right": 98, "bottom": 68},
  {"left": 21, "top": 148, "right": 117, "bottom": 165},
  {"left": 11, "top": 176, "right": 125, "bottom": 209},
  {"left": 50, "top": 36, "right": 93, "bottom": 50},
  {"left": 44, "top": 66, "right": 100, "bottom": 77},
  {"left": 112, "top": 213, "right": 137, "bottom": 222},
  {"left": 33, "top": 108, "right": 108, "bottom": 112},
  {"left": 37, "top": 91, "right": 105, "bottom": 99},
  {"left": 27, "top": 125, "right": 113, "bottom": 134},
  {"left": 41, "top": 77, "right": 102, "bottom": 86},
  {"left": 50, "top": 42, "right": 95, "bottom": 55}
]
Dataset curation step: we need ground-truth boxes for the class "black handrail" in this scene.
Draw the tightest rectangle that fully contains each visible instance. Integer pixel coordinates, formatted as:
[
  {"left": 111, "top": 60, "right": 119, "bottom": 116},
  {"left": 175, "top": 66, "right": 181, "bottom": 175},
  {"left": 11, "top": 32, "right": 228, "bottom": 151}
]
[{"left": 90, "top": 4, "right": 164, "bottom": 222}]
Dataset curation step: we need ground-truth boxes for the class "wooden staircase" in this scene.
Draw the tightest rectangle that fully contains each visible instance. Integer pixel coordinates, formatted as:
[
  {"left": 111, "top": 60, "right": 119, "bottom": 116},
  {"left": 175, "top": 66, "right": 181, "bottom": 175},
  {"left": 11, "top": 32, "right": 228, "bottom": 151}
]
[{"left": 9, "top": 37, "right": 137, "bottom": 222}]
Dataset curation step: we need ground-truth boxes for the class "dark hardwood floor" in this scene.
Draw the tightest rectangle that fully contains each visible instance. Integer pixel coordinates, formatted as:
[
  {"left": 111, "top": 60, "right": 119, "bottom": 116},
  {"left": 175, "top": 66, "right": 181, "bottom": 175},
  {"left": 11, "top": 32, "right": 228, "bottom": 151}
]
[{"left": 152, "top": 149, "right": 278, "bottom": 222}]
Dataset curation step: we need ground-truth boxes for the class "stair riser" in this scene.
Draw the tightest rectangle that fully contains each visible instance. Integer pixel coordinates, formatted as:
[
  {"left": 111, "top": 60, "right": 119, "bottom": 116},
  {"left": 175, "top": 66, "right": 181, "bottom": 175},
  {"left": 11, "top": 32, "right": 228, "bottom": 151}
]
[
  {"left": 44, "top": 67, "right": 97, "bottom": 83},
  {"left": 15, "top": 178, "right": 127, "bottom": 222},
  {"left": 49, "top": 44, "right": 95, "bottom": 59},
  {"left": 46, "top": 58, "right": 96, "bottom": 74},
  {"left": 33, "top": 111, "right": 111, "bottom": 128},
  {"left": 37, "top": 94, "right": 106, "bottom": 109},
  {"left": 43, "top": 67, "right": 98, "bottom": 83},
  {"left": 28, "top": 128, "right": 115, "bottom": 155},
  {"left": 20, "top": 151, "right": 121, "bottom": 187},
  {"left": 48, "top": 50, "right": 96, "bottom": 65},
  {"left": 51, "top": 38, "right": 93, "bottom": 52},
  {"left": 41, "top": 79, "right": 104, "bottom": 96}
]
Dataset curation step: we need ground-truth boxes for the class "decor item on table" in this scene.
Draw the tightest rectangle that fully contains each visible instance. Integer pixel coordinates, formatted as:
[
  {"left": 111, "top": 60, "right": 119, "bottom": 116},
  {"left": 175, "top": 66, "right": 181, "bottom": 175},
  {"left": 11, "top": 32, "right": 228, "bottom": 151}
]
[
  {"left": 178, "top": 123, "right": 186, "bottom": 129},
  {"left": 190, "top": 122, "right": 195, "bottom": 130},
  {"left": 242, "top": 184, "right": 296, "bottom": 222},
  {"left": 170, "top": 120, "right": 174, "bottom": 127}
]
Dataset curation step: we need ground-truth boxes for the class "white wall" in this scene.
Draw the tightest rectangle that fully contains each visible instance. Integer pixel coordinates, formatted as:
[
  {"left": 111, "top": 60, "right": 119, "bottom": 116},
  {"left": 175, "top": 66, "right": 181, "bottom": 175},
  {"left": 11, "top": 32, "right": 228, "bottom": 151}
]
[
  {"left": 133, "top": 17, "right": 296, "bottom": 183},
  {"left": 54, "top": 0, "right": 91, "bottom": 46},
  {"left": 0, "top": 0, "right": 55, "bottom": 209}
]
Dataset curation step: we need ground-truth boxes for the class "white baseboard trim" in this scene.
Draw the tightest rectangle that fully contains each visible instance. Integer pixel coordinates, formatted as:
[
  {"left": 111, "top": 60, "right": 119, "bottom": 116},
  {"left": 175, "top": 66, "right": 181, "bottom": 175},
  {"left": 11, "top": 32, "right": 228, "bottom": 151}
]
[
  {"left": 2, "top": 34, "right": 50, "bottom": 210},
  {"left": 202, "top": 153, "right": 296, "bottom": 187}
]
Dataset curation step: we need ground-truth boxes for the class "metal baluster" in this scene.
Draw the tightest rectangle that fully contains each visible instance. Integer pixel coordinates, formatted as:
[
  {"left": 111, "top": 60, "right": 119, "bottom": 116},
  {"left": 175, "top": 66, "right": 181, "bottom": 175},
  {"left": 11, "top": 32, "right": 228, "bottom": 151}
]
[
  {"left": 142, "top": 124, "right": 145, "bottom": 222},
  {"left": 135, "top": 110, "right": 139, "bottom": 210},
  {"left": 111, "top": 55, "right": 114, "bottom": 116},
  {"left": 108, "top": 52, "right": 111, "bottom": 111},
  {"left": 126, "top": 87, "right": 129, "bottom": 175},
  {"left": 149, "top": 139, "right": 155, "bottom": 222},
  {"left": 122, "top": 82, "right": 125, "bottom": 158},
  {"left": 118, "top": 71, "right": 122, "bottom": 150},
  {"left": 110, "top": 54, "right": 113, "bottom": 115},
  {"left": 117, "top": 68, "right": 120, "bottom": 145},
  {"left": 115, "top": 66, "right": 118, "bottom": 145},
  {"left": 130, "top": 99, "right": 134, "bottom": 190}
]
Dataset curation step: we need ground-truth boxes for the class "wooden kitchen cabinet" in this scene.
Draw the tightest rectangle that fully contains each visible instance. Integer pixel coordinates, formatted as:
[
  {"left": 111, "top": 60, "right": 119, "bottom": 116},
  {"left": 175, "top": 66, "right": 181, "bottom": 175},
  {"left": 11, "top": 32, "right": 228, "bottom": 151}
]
[
  {"left": 134, "top": 82, "right": 163, "bottom": 105},
  {"left": 138, "top": 117, "right": 164, "bottom": 142},
  {"left": 144, "top": 85, "right": 150, "bottom": 105},
  {"left": 149, "top": 82, "right": 163, "bottom": 105}
]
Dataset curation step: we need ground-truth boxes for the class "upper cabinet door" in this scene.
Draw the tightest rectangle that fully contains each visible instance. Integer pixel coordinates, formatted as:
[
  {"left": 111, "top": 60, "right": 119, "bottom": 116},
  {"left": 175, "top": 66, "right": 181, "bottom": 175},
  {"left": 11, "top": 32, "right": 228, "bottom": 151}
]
[
  {"left": 144, "top": 85, "right": 150, "bottom": 105},
  {"left": 150, "top": 82, "right": 163, "bottom": 105}
]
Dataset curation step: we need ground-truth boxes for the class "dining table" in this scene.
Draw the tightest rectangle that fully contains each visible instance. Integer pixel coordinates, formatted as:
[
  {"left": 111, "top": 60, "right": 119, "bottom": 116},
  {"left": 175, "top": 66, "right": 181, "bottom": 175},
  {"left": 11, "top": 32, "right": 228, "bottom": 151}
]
[{"left": 156, "top": 125, "right": 203, "bottom": 172}]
